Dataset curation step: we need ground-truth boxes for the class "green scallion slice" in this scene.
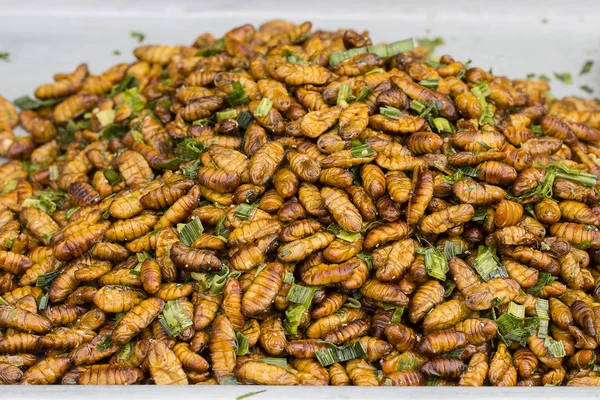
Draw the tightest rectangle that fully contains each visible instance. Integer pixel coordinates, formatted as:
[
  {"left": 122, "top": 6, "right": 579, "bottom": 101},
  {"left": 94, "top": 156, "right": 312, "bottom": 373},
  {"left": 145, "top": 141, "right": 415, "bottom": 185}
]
[
  {"left": 216, "top": 109, "right": 237, "bottom": 121},
  {"left": 2, "top": 180, "right": 17, "bottom": 194},
  {"left": 158, "top": 300, "right": 193, "bottom": 337},
  {"left": 326, "top": 223, "right": 361, "bottom": 242},
  {"left": 423, "top": 247, "right": 448, "bottom": 281},
  {"left": 473, "top": 245, "right": 507, "bottom": 281},
  {"left": 235, "top": 330, "right": 249, "bottom": 355},
  {"left": 177, "top": 216, "right": 204, "bottom": 246},
  {"left": 337, "top": 83, "right": 353, "bottom": 107},
  {"left": 356, "top": 87, "right": 372, "bottom": 102},
  {"left": 227, "top": 82, "right": 250, "bottom": 107},
  {"left": 237, "top": 110, "right": 253, "bottom": 130},
  {"left": 315, "top": 341, "right": 367, "bottom": 366},
  {"left": 433, "top": 117, "right": 453, "bottom": 133},
  {"left": 104, "top": 169, "right": 122, "bottom": 185},
  {"left": 36, "top": 270, "right": 61, "bottom": 287},
  {"left": 253, "top": 98, "right": 273, "bottom": 117},
  {"left": 234, "top": 202, "right": 259, "bottom": 220},
  {"left": 580, "top": 60, "right": 594, "bottom": 75},
  {"left": 379, "top": 106, "right": 402, "bottom": 120},
  {"left": 419, "top": 78, "right": 440, "bottom": 89},
  {"left": 38, "top": 294, "right": 49, "bottom": 311}
]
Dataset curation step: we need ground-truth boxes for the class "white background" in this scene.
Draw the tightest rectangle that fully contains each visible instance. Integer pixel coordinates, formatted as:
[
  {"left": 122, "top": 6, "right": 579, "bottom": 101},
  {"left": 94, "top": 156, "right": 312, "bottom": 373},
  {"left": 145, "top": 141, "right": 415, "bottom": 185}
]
[
  {"left": 0, "top": 0, "right": 599, "bottom": 101},
  {"left": 1, "top": 1, "right": 600, "bottom": 398}
]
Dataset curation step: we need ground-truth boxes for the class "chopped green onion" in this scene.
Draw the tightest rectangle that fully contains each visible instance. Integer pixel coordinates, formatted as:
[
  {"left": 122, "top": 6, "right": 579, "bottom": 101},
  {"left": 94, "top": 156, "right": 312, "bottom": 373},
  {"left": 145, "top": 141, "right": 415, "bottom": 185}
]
[
  {"left": 396, "top": 357, "right": 420, "bottom": 371},
  {"left": 422, "top": 247, "right": 448, "bottom": 281},
  {"left": 104, "top": 169, "right": 122, "bottom": 186},
  {"left": 553, "top": 72, "right": 573, "bottom": 84},
  {"left": 443, "top": 241, "right": 463, "bottom": 260},
  {"left": 118, "top": 341, "right": 135, "bottom": 359},
  {"left": 410, "top": 99, "right": 426, "bottom": 114},
  {"left": 96, "top": 109, "right": 116, "bottom": 127},
  {"left": 442, "top": 348, "right": 465, "bottom": 359},
  {"left": 444, "top": 280, "right": 456, "bottom": 297},
  {"left": 456, "top": 59, "right": 472, "bottom": 80},
  {"left": 109, "top": 75, "right": 140, "bottom": 97},
  {"left": 286, "top": 284, "right": 316, "bottom": 306},
  {"left": 474, "top": 81, "right": 491, "bottom": 98},
  {"left": 536, "top": 298, "right": 550, "bottom": 338},
  {"left": 283, "top": 271, "right": 295, "bottom": 284},
  {"left": 379, "top": 106, "right": 403, "bottom": 120},
  {"left": 2, "top": 180, "right": 17, "bottom": 194},
  {"left": 177, "top": 216, "right": 204, "bottom": 246},
  {"left": 235, "top": 330, "right": 249, "bottom": 355},
  {"left": 192, "top": 119, "right": 209, "bottom": 126},
  {"left": 236, "top": 390, "right": 266, "bottom": 400},
  {"left": 496, "top": 312, "right": 539, "bottom": 346},
  {"left": 36, "top": 270, "right": 61, "bottom": 287},
  {"left": 38, "top": 294, "right": 49, "bottom": 311},
  {"left": 343, "top": 298, "right": 362, "bottom": 309},
  {"left": 365, "top": 68, "right": 386, "bottom": 76},
  {"left": 158, "top": 300, "right": 193, "bottom": 337},
  {"left": 350, "top": 141, "right": 375, "bottom": 158},
  {"left": 433, "top": 117, "right": 453, "bottom": 133},
  {"left": 580, "top": 60, "right": 594, "bottom": 75},
  {"left": 99, "top": 124, "right": 128, "bottom": 141},
  {"left": 526, "top": 73, "right": 536, "bottom": 79},
  {"left": 416, "top": 37, "right": 445, "bottom": 54},
  {"left": 122, "top": 87, "right": 145, "bottom": 113},
  {"left": 237, "top": 110, "right": 253, "bottom": 130},
  {"left": 130, "top": 130, "right": 145, "bottom": 144},
  {"left": 95, "top": 335, "right": 113, "bottom": 350},
  {"left": 284, "top": 303, "right": 307, "bottom": 335},
  {"left": 227, "top": 82, "right": 250, "bottom": 107},
  {"left": 329, "top": 38, "right": 414, "bottom": 66},
  {"left": 285, "top": 50, "right": 308, "bottom": 65},
  {"left": 473, "top": 245, "right": 508, "bottom": 282},
  {"left": 419, "top": 78, "right": 440, "bottom": 89},
  {"left": 315, "top": 341, "right": 367, "bottom": 366},
  {"left": 253, "top": 98, "right": 273, "bottom": 117},
  {"left": 544, "top": 337, "right": 566, "bottom": 358},
  {"left": 181, "top": 161, "right": 201, "bottom": 181},
  {"left": 508, "top": 301, "right": 526, "bottom": 319},
  {"left": 176, "top": 139, "right": 207, "bottom": 161},
  {"left": 234, "top": 202, "right": 259, "bottom": 220},
  {"left": 356, "top": 87, "right": 372, "bottom": 102},
  {"left": 215, "top": 215, "right": 232, "bottom": 242},
  {"left": 337, "top": 83, "right": 353, "bottom": 107},
  {"left": 13, "top": 96, "right": 64, "bottom": 110},
  {"left": 48, "top": 166, "right": 59, "bottom": 181},
  {"left": 130, "top": 31, "right": 145, "bottom": 43},
  {"left": 531, "top": 125, "right": 543, "bottom": 135},
  {"left": 537, "top": 74, "right": 551, "bottom": 83},
  {"left": 424, "top": 60, "right": 445, "bottom": 68},
  {"left": 580, "top": 85, "right": 594, "bottom": 94},
  {"left": 258, "top": 357, "right": 288, "bottom": 370},
  {"left": 216, "top": 109, "right": 237, "bottom": 121},
  {"left": 155, "top": 157, "right": 186, "bottom": 169},
  {"left": 391, "top": 307, "right": 405, "bottom": 323},
  {"left": 356, "top": 253, "right": 373, "bottom": 269},
  {"left": 327, "top": 223, "right": 361, "bottom": 242},
  {"left": 196, "top": 38, "right": 225, "bottom": 57},
  {"left": 0, "top": 52, "right": 9, "bottom": 62},
  {"left": 0, "top": 295, "right": 7, "bottom": 306}
]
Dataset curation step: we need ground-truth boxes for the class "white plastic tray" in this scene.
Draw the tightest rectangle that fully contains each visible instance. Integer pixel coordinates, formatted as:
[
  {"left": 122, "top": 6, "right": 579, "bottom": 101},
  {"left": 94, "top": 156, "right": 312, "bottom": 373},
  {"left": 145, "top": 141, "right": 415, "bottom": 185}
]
[{"left": 1, "top": 0, "right": 600, "bottom": 398}]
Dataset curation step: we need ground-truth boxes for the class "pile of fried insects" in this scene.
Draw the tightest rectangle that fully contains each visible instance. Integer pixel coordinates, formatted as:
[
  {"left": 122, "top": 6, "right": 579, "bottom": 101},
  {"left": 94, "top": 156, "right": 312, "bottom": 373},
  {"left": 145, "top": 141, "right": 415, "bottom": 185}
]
[{"left": 1, "top": 20, "right": 600, "bottom": 387}]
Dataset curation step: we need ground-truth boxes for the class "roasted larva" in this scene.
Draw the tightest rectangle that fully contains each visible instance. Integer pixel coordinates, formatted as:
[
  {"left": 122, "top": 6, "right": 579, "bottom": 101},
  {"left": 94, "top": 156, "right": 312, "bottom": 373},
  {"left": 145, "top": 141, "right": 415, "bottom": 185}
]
[{"left": 1, "top": 20, "right": 600, "bottom": 387}]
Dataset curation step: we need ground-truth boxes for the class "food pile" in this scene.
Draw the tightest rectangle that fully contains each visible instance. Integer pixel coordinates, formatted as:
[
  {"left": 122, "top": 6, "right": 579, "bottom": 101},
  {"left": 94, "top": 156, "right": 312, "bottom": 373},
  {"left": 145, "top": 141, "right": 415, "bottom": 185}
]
[{"left": 1, "top": 20, "right": 600, "bottom": 386}]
